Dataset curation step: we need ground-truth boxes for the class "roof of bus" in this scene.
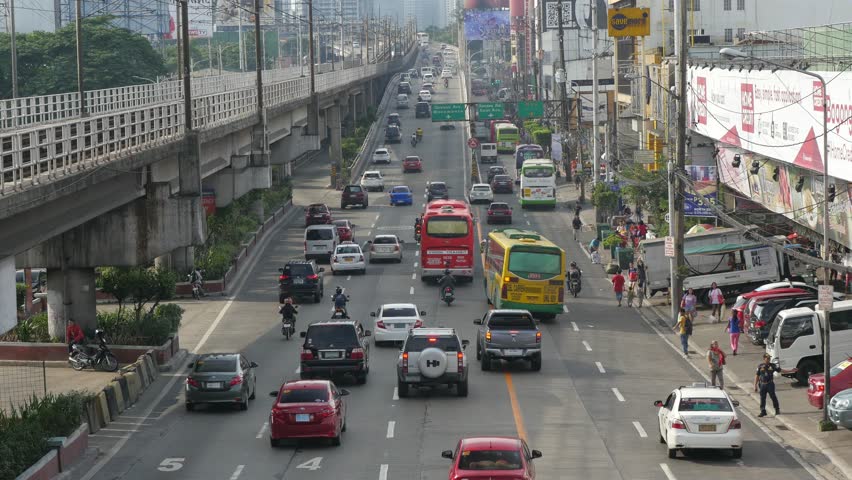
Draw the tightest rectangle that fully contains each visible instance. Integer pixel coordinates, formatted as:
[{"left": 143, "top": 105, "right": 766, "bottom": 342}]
[
  {"left": 495, "top": 124, "right": 518, "bottom": 130},
  {"left": 487, "top": 228, "right": 563, "bottom": 250},
  {"left": 515, "top": 144, "right": 543, "bottom": 152},
  {"left": 423, "top": 200, "right": 472, "bottom": 217},
  {"left": 521, "top": 159, "right": 554, "bottom": 167}
]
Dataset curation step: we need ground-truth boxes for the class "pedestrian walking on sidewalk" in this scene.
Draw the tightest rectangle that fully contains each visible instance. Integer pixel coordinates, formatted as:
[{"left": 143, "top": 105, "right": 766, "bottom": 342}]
[
  {"left": 611, "top": 270, "right": 625, "bottom": 307},
  {"left": 574, "top": 202, "right": 582, "bottom": 217},
  {"left": 572, "top": 215, "right": 582, "bottom": 241},
  {"left": 708, "top": 282, "right": 724, "bottom": 323},
  {"left": 636, "top": 259, "right": 647, "bottom": 307},
  {"left": 626, "top": 263, "right": 639, "bottom": 307},
  {"left": 681, "top": 288, "right": 698, "bottom": 321},
  {"left": 674, "top": 308, "right": 692, "bottom": 357},
  {"left": 707, "top": 341, "right": 726, "bottom": 388},
  {"left": 726, "top": 310, "right": 742, "bottom": 355},
  {"left": 755, "top": 354, "right": 781, "bottom": 417}
]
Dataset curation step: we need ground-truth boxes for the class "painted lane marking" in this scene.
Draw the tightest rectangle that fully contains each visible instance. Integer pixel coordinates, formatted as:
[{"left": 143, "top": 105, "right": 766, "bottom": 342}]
[
  {"left": 375, "top": 214, "right": 381, "bottom": 220},
  {"left": 612, "top": 388, "right": 625, "bottom": 402},
  {"left": 392, "top": 387, "right": 399, "bottom": 401},
  {"left": 563, "top": 305, "right": 569, "bottom": 313},
  {"left": 571, "top": 322, "right": 579, "bottom": 332},
  {"left": 386, "top": 421, "right": 396, "bottom": 438},
  {"left": 379, "top": 464, "right": 389, "bottom": 480},
  {"left": 371, "top": 223, "right": 376, "bottom": 228},
  {"left": 100, "top": 428, "right": 137, "bottom": 432},
  {"left": 346, "top": 275, "right": 352, "bottom": 281},
  {"left": 595, "top": 362, "right": 606, "bottom": 373},
  {"left": 582, "top": 340, "right": 592, "bottom": 351},
  {"left": 415, "top": 250, "right": 420, "bottom": 257},
  {"left": 414, "top": 261, "right": 419, "bottom": 267},
  {"left": 504, "top": 373, "right": 528, "bottom": 440},
  {"left": 256, "top": 422, "right": 268, "bottom": 439},
  {"left": 412, "top": 273, "right": 417, "bottom": 280},
  {"left": 410, "top": 286, "right": 415, "bottom": 295},
  {"left": 109, "top": 421, "right": 153, "bottom": 426},
  {"left": 660, "top": 463, "right": 677, "bottom": 480},
  {"left": 230, "top": 465, "right": 245, "bottom": 480},
  {"left": 525, "top": 220, "right": 531, "bottom": 226},
  {"left": 633, "top": 421, "right": 648, "bottom": 438},
  {"left": 295, "top": 366, "right": 301, "bottom": 374}
]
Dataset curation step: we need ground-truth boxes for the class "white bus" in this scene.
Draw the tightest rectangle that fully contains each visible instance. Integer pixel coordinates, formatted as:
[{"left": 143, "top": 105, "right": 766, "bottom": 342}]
[
  {"left": 417, "top": 32, "right": 429, "bottom": 46},
  {"left": 519, "top": 159, "right": 557, "bottom": 209}
]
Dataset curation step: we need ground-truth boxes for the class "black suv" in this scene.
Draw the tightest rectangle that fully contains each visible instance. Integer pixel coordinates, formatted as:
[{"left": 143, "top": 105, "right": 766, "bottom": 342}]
[
  {"left": 299, "top": 320, "right": 371, "bottom": 384},
  {"left": 487, "top": 165, "right": 508, "bottom": 183},
  {"left": 341, "top": 185, "right": 368, "bottom": 209},
  {"left": 426, "top": 181, "right": 449, "bottom": 201},
  {"left": 415, "top": 102, "right": 431, "bottom": 118},
  {"left": 385, "top": 125, "right": 402, "bottom": 144},
  {"left": 278, "top": 260, "right": 324, "bottom": 303}
]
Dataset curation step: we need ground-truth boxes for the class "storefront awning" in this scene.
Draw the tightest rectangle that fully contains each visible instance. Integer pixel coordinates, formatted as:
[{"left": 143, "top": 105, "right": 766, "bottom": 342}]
[{"left": 685, "top": 243, "right": 764, "bottom": 256}]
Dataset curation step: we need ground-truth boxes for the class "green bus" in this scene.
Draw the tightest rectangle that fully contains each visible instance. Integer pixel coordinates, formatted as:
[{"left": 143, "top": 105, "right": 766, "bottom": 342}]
[{"left": 495, "top": 124, "right": 520, "bottom": 153}]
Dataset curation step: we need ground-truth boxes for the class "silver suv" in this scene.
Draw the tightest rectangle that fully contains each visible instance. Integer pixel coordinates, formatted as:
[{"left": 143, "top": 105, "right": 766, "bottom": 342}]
[{"left": 396, "top": 328, "right": 469, "bottom": 398}]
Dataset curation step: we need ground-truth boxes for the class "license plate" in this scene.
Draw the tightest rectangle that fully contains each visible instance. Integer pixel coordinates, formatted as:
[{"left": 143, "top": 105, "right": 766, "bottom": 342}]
[
  {"left": 504, "top": 349, "right": 523, "bottom": 356},
  {"left": 313, "top": 246, "right": 324, "bottom": 250},
  {"left": 206, "top": 382, "right": 222, "bottom": 389},
  {"left": 322, "top": 351, "right": 341, "bottom": 359},
  {"left": 699, "top": 424, "right": 716, "bottom": 432},
  {"left": 394, "top": 324, "right": 408, "bottom": 329},
  {"left": 295, "top": 414, "right": 311, "bottom": 422},
  {"left": 344, "top": 258, "right": 353, "bottom": 262},
  {"left": 294, "top": 279, "right": 304, "bottom": 284}
]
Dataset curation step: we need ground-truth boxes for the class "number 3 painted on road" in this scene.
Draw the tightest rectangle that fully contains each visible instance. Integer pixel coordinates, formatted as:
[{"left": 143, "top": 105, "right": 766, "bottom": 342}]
[
  {"left": 296, "top": 457, "right": 323, "bottom": 471},
  {"left": 158, "top": 458, "right": 185, "bottom": 472}
]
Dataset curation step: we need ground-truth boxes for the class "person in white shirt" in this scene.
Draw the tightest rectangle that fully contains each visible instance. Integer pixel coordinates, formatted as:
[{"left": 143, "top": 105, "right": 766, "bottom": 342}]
[{"left": 708, "top": 282, "right": 724, "bottom": 323}]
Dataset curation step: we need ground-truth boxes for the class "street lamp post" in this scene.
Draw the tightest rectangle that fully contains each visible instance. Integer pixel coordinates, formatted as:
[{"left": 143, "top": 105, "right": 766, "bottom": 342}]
[{"left": 720, "top": 47, "right": 833, "bottom": 426}]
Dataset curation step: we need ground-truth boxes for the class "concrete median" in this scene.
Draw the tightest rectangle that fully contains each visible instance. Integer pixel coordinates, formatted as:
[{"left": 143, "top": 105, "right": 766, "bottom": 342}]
[
  {"left": 95, "top": 391, "right": 111, "bottom": 426},
  {"left": 124, "top": 371, "right": 141, "bottom": 404},
  {"left": 136, "top": 357, "right": 151, "bottom": 388},
  {"left": 116, "top": 376, "right": 131, "bottom": 410},
  {"left": 109, "top": 380, "right": 126, "bottom": 413},
  {"left": 103, "top": 384, "right": 119, "bottom": 420}
]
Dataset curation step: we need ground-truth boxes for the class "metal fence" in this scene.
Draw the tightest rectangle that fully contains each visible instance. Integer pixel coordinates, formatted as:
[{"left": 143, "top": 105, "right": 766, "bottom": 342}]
[{"left": 0, "top": 362, "right": 47, "bottom": 415}]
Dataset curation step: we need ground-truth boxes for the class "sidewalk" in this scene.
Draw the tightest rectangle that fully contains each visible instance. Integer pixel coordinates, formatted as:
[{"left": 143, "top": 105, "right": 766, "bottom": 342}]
[{"left": 561, "top": 183, "right": 852, "bottom": 480}]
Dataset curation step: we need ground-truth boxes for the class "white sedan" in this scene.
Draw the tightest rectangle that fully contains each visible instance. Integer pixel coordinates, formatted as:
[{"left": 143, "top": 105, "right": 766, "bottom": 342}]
[
  {"left": 372, "top": 148, "right": 392, "bottom": 164},
  {"left": 655, "top": 384, "right": 743, "bottom": 459},
  {"left": 468, "top": 183, "right": 494, "bottom": 204},
  {"left": 418, "top": 90, "right": 432, "bottom": 102},
  {"left": 441, "top": 69, "right": 452, "bottom": 79},
  {"left": 360, "top": 171, "right": 385, "bottom": 192},
  {"left": 371, "top": 303, "right": 426, "bottom": 345},
  {"left": 330, "top": 242, "right": 366, "bottom": 275}
]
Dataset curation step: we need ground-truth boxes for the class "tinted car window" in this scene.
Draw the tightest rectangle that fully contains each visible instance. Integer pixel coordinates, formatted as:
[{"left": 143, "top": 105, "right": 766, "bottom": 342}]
[
  {"left": 284, "top": 264, "right": 313, "bottom": 276},
  {"left": 458, "top": 450, "right": 522, "bottom": 470},
  {"left": 429, "top": 183, "right": 447, "bottom": 192},
  {"left": 305, "top": 325, "right": 359, "bottom": 348},
  {"left": 678, "top": 397, "right": 733, "bottom": 412},
  {"left": 490, "top": 203, "right": 510, "bottom": 210},
  {"left": 194, "top": 358, "right": 237, "bottom": 372},
  {"left": 393, "top": 186, "right": 410, "bottom": 193},
  {"left": 278, "top": 388, "right": 329, "bottom": 403},
  {"left": 336, "top": 246, "right": 360, "bottom": 254},
  {"left": 382, "top": 307, "right": 418, "bottom": 317},
  {"left": 404, "top": 336, "right": 460, "bottom": 352},
  {"left": 373, "top": 237, "right": 397, "bottom": 245},
  {"left": 307, "top": 229, "right": 334, "bottom": 240},
  {"left": 488, "top": 314, "right": 535, "bottom": 329},
  {"left": 346, "top": 186, "right": 362, "bottom": 193},
  {"left": 364, "top": 173, "right": 381, "bottom": 179},
  {"left": 308, "top": 206, "right": 327, "bottom": 214},
  {"left": 493, "top": 175, "right": 511, "bottom": 182}
]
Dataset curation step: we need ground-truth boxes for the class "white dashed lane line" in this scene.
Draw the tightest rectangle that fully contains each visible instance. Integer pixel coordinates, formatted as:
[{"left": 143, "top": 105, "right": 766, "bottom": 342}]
[
  {"left": 414, "top": 262, "right": 419, "bottom": 267},
  {"left": 582, "top": 340, "right": 592, "bottom": 351},
  {"left": 346, "top": 275, "right": 352, "bottom": 281},
  {"left": 392, "top": 387, "right": 399, "bottom": 401},
  {"left": 612, "top": 388, "right": 625, "bottom": 402},
  {"left": 255, "top": 422, "right": 268, "bottom": 439},
  {"left": 412, "top": 273, "right": 417, "bottom": 280},
  {"left": 386, "top": 421, "right": 396, "bottom": 439},
  {"left": 371, "top": 223, "right": 376, "bottom": 228},
  {"left": 562, "top": 305, "right": 569, "bottom": 313},
  {"left": 410, "top": 286, "right": 415, "bottom": 295},
  {"left": 526, "top": 220, "right": 531, "bottom": 226},
  {"left": 632, "top": 421, "right": 647, "bottom": 438},
  {"left": 571, "top": 321, "right": 579, "bottom": 331},
  {"left": 229, "top": 465, "right": 245, "bottom": 480},
  {"left": 595, "top": 362, "right": 606, "bottom": 373},
  {"left": 379, "top": 464, "right": 389, "bottom": 480},
  {"left": 375, "top": 214, "right": 381, "bottom": 220},
  {"left": 660, "top": 464, "right": 677, "bottom": 480},
  {"left": 415, "top": 250, "right": 420, "bottom": 257}
]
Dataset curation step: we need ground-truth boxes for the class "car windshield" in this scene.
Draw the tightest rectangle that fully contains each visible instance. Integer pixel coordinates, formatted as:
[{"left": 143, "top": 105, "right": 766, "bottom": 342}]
[
  {"left": 393, "top": 187, "right": 410, "bottom": 193},
  {"left": 405, "top": 157, "right": 420, "bottom": 162},
  {"left": 430, "top": 184, "right": 447, "bottom": 192},
  {"left": 284, "top": 264, "right": 313, "bottom": 276},
  {"left": 333, "top": 221, "right": 349, "bottom": 227},
  {"left": 404, "top": 336, "right": 459, "bottom": 352},
  {"left": 458, "top": 450, "right": 522, "bottom": 470},
  {"left": 382, "top": 307, "right": 418, "bottom": 318},
  {"left": 678, "top": 397, "right": 733, "bottom": 412},
  {"left": 306, "top": 229, "right": 333, "bottom": 240},
  {"left": 194, "top": 358, "right": 236, "bottom": 372},
  {"left": 426, "top": 217, "right": 469, "bottom": 237},
  {"left": 474, "top": 186, "right": 490, "bottom": 191},
  {"left": 830, "top": 359, "right": 852, "bottom": 377},
  {"left": 488, "top": 314, "right": 535, "bottom": 330},
  {"left": 305, "top": 325, "right": 359, "bottom": 349},
  {"left": 278, "top": 388, "right": 329, "bottom": 403},
  {"left": 336, "top": 246, "right": 360, "bottom": 254}
]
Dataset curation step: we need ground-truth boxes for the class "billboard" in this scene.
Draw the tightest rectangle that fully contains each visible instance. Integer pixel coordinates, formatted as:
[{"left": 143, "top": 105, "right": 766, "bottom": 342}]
[
  {"left": 542, "top": 0, "right": 606, "bottom": 31},
  {"left": 607, "top": 8, "right": 650, "bottom": 37},
  {"left": 464, "top": 0, "right": 510, "bottom": 8},
  {"left": 688, "top": 67, "right": 852, "bottom": 183},
  {"left": 684, "top": 165, "right": 717, "bottom": 217},
  {"left": 464, "top": 10, "right": 511, "bottom": 41}
]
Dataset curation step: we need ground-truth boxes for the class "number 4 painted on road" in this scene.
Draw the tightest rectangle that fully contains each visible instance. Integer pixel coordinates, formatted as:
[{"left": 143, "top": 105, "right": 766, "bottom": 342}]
[
  {"left": 158, "top": 458, "right": 185, "bottom": 472},
  {"left": 296, "top": 457, "right": 323, "bottom": 471}
]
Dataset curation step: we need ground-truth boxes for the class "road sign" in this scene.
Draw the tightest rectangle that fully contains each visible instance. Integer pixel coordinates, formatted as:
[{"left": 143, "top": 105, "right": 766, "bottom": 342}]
[
  {"left": 664, "top": 236, "right": 674, "bottom": 258},
  {"left": 467, "top": 138, "right": 480, "bottom": 149},
  {"left": 664, "top": 212, "right": 671, "bottom": 223},
  {"left": 518, "top": 101, "right": 544, "bottom": 118},
  {"left": 477, "top": 102, "right": 504, "bottom": 120},
  {"left": 431, "top": 103, "right": 466, "bottom": 122},
  {"left": 633, "top": 149, "right": 656, "bottom": 164},
  {"left": 819, "top": 285, "right": 835, "bottom": 312}
]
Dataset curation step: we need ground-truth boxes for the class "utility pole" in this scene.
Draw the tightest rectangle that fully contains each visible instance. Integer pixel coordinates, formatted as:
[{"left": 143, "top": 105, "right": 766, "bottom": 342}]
[
  {"left": 591, "top": 0, "right": 600, "bottom": 186},
  {"left": 308, "top": 0, "right": 316, "bottom": 94},
  {"left": 75, "top": 0, "right": 86, "bottom": 114},
  {"left": 671, "top": 0, "right": 688, "bottom": 323},
  {"left": 176, "top": 0, "right": 183, "bottom": 79},
  {"left": 7, "top": 0, "right": 18, "bottom": 98},
  {"left": 556, "top": 0, "right": 571, "bottom": 183},
  {"left": 254, "top": 0, "right": 264, "bottom": 119},
  {"left": 238, "top": 7, "right": 245, "bottom": 71},
  {"left": 181, "top": 0, "right": 192, "bottom": 129},
  {"left": 299, "top": 15, "right": 304, "bottom": 75},
  {"left": 208, "top": 15, "right": 213, "bottom": 76}
]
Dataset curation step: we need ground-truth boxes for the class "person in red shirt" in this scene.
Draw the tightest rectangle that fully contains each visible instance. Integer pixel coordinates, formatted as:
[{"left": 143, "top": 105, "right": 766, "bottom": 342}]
[
  {"left": 611, "top": 271, "right": 626, "bottom": 307},
  {"left": 66, "top": 318, "right": 84, "bottom": 355}
]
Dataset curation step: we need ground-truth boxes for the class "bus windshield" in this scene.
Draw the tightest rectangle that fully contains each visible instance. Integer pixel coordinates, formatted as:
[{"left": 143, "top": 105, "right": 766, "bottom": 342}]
[
  {"left": 522, "top": 167, "right": 554, "bottom": 178},
  {"left": 426, "top": 217, "right": 470, "bottom": 238},
  {"left": 508, "top": 247, "right": 562, "bottom": 275}
]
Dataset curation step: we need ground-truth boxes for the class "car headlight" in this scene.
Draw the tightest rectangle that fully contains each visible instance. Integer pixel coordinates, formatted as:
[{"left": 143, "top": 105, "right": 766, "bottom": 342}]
[{"left": 833, "top": 398, "right": 851, "bottom": 409}]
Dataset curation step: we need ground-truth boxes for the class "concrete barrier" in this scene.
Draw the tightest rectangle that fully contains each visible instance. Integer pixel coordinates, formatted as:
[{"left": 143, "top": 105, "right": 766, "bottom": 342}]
[
  {"left": 95, "top": 391, "right": 111, "bottom": 426},
  {"left": 57, "top": 423, "right": 89, "bottom": 472},
  {"left": 103, "top": 385, "right": 119, "bottom": 420},
  {"left": 14, "top": 449, "right": 59, "bottom": 480},
  {"left": 117, "top": 376, "right": 131, "bottom": 409},
  {"left": 85, "top": 399, "right": 100, "bottom": 434},
  {"left": 109, "top": 380, "right": 126, "bottom": 413},
  {"left": 136, "top": 358, "right": 150, "bottom": 388},
  {"left": 125, "top": 371, "right": 141, "bottom": 403},
  {"left": 143, "top": 351, "right": 157, "bottom": 381}
]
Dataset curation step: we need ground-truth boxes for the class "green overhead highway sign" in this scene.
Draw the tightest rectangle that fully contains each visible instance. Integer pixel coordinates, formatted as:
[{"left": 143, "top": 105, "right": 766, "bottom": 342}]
[
  {"left": 477, "top": 102, "right": 504, "bottom": 120},
  {"left": 518, "top": 101, "right": 544, "bottom": 119},
  {"left": 431, "top": 103, "right": 466, "bottom": 122}
]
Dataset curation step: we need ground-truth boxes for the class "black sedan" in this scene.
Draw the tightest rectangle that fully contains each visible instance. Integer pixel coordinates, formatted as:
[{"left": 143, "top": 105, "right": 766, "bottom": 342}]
[
  {"left": 490, "top": 175, "right": 514, "bottom": 193},
  {"left": 486, "top": 202, "right": 513, "bottom": 224}
]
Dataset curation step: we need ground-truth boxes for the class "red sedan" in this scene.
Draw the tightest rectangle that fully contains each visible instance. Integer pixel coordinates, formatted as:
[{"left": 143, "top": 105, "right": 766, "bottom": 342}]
[
  {"left": 268, "top": 380, "right": 349, "bottom": 447},
  {"left": 442, "top": 436, "right": 541, "bottom": 480},
  {"left": 403, "top": 155, "right": 423, "bottom": 172},
  {"left": 808, "top": 358, "right": 852, "bottom": 409},
  {"left": 305, "top": 203, "right": 332, "bottom": 226},
  {"left": 333, "top": 219, "right": 355, "bottom": 242}
]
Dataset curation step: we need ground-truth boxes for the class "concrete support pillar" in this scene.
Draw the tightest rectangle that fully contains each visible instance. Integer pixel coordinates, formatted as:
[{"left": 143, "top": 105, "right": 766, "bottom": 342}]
[
  {"left": 47, "top": 267, "right": 96, "bottom": 338},
  {"left": 0, "top": 256, "right": 16, "bottom": 334},
  {"left": 179, "top": 132, "right": 206, "bottom": 247},
  {"left": 328, "top": 102, "right": 343, "bottom": 188},
  {"left": 351, "top": 94, "right": 358, "bottom": 127},
  {"left": 170, "top": 246, "right": 195, "bottom": 272},
  {"left": 357, "top": 92, "right": 367, "bottom": 123},
  {"left": 308, "top": 94, "right": 320, "bottom": 136}
]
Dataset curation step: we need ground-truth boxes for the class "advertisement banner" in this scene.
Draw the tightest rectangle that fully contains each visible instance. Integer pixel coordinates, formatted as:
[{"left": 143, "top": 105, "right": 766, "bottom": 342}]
[
  {"left": 607, "top": 8, "right": 650, "bottom": 37},
  {"left": 542, "top": 0, "right": 606, "bottom": 31},
  {"left": 684, "top": 165, "right": 717, "bottom": 217},
  {"left": 464, "top": 11, "right": 511, "bottom": 40},
  {"left": 688, "top": 67, "right": 852, "bottom": 183},
  {"left": 717, "top": 147, "right": 751, "bottom": 196},
  {"left": 464, "top": 0, "right": 510, "bottom": 8}
]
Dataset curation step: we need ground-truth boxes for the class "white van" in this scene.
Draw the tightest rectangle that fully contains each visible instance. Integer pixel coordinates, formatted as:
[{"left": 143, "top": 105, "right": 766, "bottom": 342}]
[
  {"left": 479, "top": 143, "right": 497, "bottom": 163},
  {"left": 396, "top": 94, "right": 409, "bottom": 109},
  {"left": 767, "top": 300, "right": 852, "bottom": 385},
  {"left": 304, "top": 225, "right": 340, "bottom": 262},
  {"left": 420, "top": 66, "right": 433, "bottom": 78},
  {"left": 423, "top": 73, "right": 435, "bottom": 84}
]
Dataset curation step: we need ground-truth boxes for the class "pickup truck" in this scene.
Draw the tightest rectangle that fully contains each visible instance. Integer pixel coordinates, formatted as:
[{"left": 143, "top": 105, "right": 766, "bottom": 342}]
[{"left": 474, "top": 309, "right": 541, "bottom": 371}]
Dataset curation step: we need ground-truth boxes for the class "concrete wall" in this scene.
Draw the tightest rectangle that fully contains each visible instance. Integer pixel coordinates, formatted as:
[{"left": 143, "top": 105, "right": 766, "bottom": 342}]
[{"left": 0, "top": 256, "right": 15, "bottom": 333}]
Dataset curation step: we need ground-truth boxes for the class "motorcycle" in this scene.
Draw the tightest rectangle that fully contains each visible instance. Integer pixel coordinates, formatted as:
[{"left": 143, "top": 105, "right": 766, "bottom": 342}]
[
  {"left": 414, "top": 228, "right": 421, "bottom": 243},
  {"left": 442, "top": 286, "right": 455, "bottom": 306},
  {"left": 187, "top": 273, "right": 205, "bottom": 300},
  {"left": 444, "top": 78, "right": 449, "bottom": 88},
  {"left": 411, "top": 136, "right": 418, "bottom": 147},
  {"left": 331, "top": 306, "right": 349, "bottom": 319},
  {"left": 569, "top": 276, "right": 581, "bottom": 298},
  {"left": 68, "top": 336, "right": 119, "bottom": 372},
  {"left": 280, "top": 308, "right": 298, "bottom": 340},
  {"left": 416, "top": 131, "right": 423, "bottom": 142}
]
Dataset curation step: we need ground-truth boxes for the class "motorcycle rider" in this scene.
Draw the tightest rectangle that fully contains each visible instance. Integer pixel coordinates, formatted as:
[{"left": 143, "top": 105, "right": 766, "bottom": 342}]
[
  {"left": 414, "top": 216, "right": 422, "bottom": 239},
  {"left": 416, "top": 127, "right": 423, "bottom": 141},
  {"left": 444, "top": 77, "right": 449, "bottom": 88},
  {"left": 411, "top": 132, "right": 418, "bottom": 146},
  {"left": 279, "top": 298, "right": 298, "bottom": 324},
  {"left": 66, "top": 318, "right": 85, "bottom": 356},
  {"left": 189, "top": 268, "right": 204, "bottom": 295},
  {"left": 332, "top": 286, "right": 350, "bottom": 318},
  {"left": 438, "top": 267, "right": 456, "bottom": 301},
  {"left": 568, "top": 261, "right": 582, "bottom": 294}
]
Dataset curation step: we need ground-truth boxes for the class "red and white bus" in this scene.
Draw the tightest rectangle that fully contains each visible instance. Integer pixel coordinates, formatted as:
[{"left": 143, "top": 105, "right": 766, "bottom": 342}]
[{"left": 420, "top": 201, "right": 475, "bottom": 281}]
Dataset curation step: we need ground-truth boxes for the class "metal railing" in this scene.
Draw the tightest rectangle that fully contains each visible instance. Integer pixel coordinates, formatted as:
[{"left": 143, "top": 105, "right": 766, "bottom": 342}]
[{"left": 0, "top": 45, "right": 416, "bottom": 196}]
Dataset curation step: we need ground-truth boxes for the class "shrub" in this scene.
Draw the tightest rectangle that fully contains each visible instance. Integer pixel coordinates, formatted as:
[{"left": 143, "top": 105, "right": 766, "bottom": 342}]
[
  {"left": 96, "top": 304, "right": 182, "bottom": 346},
  {"left": 14, "top": 313, "right": 52, "bottom": 343}
]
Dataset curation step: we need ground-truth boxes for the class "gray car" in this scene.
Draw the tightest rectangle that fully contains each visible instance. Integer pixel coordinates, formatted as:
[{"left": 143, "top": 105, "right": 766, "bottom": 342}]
[
  {"left": 474, "top": 309, "right": 541, "bottom": 371},
  {"left": 828, "top": 388, "right": 852, "bottom": 429},
  {"left": 185, "top": 353, "right": 258, "bottom": 411},
  {"left": 367, "top": 235, "right": 404, "bottom": 263},
  {"left": 396, "top": 328, "right": 469, "bottom": 398}
]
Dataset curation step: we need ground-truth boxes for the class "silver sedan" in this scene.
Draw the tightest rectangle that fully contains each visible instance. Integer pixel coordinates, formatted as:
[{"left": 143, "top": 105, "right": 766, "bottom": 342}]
[
  {"left": 367, "top": 235, "right": 404, "bottom": 263},
  {"left": 829, "top": 388, "right": 852, "bottom": 429}
]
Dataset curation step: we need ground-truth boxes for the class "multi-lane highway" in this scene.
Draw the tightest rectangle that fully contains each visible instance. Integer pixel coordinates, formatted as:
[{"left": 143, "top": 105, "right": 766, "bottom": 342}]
[{"left": 69, "top": 50, "right": 824, "bottom": 480}]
